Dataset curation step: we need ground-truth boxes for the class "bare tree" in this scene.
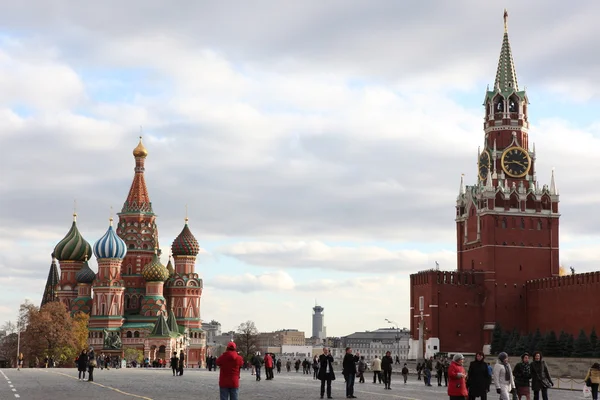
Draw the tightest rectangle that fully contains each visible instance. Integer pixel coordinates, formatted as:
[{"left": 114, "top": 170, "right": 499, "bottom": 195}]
[{"left": 234, "top": 320, "right": 259, "bottom": 361}]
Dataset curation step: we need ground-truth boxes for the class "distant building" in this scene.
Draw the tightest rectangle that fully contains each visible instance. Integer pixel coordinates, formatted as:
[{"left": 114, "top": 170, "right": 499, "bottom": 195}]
[
  {"left": 312, "top": 305, "right": 326, "bottom": 340},
  {"left": 202, "top": 320, "right": 222, "bottom": 344},
  {"left": 342, "top": 328, "right": 410, "bottom": 361},
  {"left": 258, "top": 329, "right": 305, "bottom": 352}
]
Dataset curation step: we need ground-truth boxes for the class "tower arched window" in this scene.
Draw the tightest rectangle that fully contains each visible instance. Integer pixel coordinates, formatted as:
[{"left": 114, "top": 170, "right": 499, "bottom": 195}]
[
  {"left": 495, "top": 98, "right": 504, "bottom": 113},
  {"left": 501, "top": 218, "right": 507, "bottom": 229},
  {"left": 126, "top": 331, "right": 132, "bottom": 338},
  {"left": 134, "top": 331, "right": 140, "bottom": 338},
  {"left": 537, "top": 220, "right": 542, "bottom": 230}
]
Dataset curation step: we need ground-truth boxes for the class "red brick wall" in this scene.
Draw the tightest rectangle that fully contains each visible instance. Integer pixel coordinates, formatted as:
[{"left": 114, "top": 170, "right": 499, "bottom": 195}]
[{"left": 526, "top": 272, "right": 600, "bottom": 336}]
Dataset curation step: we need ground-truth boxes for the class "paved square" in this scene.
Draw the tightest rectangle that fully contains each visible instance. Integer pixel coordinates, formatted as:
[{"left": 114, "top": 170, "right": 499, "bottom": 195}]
[{"left": 0, "top": 368, "right": 581, "bottom": 399}]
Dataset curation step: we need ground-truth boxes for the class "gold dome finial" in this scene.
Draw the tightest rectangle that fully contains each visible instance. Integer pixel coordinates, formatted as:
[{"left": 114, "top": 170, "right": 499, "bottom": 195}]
[{"left": 133, "top": 136, "right": 148, "bottom": 158}]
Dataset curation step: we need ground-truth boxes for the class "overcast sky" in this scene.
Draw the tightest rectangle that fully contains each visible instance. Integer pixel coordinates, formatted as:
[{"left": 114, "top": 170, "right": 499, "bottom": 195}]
[{"left": 1, "top": 1, "right": 600, "bottom": 337}]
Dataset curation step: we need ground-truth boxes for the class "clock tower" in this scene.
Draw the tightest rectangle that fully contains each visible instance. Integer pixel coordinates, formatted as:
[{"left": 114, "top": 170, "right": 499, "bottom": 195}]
[{"left": 455, "top": 10, "right": 560, "bottom": 352}]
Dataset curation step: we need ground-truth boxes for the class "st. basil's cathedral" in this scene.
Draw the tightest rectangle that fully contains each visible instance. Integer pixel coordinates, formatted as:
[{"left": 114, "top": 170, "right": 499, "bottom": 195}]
[{"left": 40, "top": 138, "right": 206, "bottom": 366}]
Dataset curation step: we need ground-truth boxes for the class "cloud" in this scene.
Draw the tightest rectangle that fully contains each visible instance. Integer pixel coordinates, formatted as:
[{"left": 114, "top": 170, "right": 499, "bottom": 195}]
[
  {"left": 209, "top": 271, "right": 296, "bottom": 293},
  {"left": 218, "top": 241, "right": 454, "bottom": 273}
]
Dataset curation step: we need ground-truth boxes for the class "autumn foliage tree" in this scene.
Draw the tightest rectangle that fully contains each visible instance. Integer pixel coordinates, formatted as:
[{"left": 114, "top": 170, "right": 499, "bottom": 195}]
[{"left": 21, "top": 301, "right": 89, "bottom": 367}]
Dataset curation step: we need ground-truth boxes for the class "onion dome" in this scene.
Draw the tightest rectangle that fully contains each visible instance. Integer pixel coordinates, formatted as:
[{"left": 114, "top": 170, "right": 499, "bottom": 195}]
[
  {"left": 171, "top": 218, "right": 200, "bottom": 256},
  {"left": 166, "top": 256, "right": 174, "bottom": 277},
  {"left": 142, "top": 252, "right": 170, "bottom": 282},
  {"left": 133, "top": 136, "right": 148, "bottom": 158},
  {"left": 93, "top": 218, "right": 127, "bottom": 259},
  {"left": 53, "top": 214, "right": 92, "bottom": 262},
  {"left": 76, "top": 258, "right": 96, "bottom": 284}
]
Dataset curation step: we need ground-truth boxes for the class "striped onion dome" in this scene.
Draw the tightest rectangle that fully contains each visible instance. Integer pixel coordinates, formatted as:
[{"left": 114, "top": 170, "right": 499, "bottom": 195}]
[
  {"left": 171, "top": 219, "right": 200, "bottom": 256},
  {"left": 53, "top": 214, "right": 92, "bottom": 262},
  {"left": 76, "top": 258, "right": 96, "bottom": 284},
  {"left": 142, "top": 252, "right": 169, "bottom": 282},
  {"left": 93, "top": 218, "right": 127, "bottom": 260}
]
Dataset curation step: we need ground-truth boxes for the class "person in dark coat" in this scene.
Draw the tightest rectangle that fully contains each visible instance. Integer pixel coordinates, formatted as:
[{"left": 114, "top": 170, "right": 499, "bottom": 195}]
[
  {"left": 513, "top": 353, "right": 531, "bottom": 400},
  {"left": 466, "top": 351, "right": 490, "bottom": 400},
  {"left": 531, "top": 351, "right": 553, "bottom": 400},
  {"left": 87, "top": 348, "right": 96, "bottom": 382},
  {"left": 178, "top": 350, "right": 185, "bottom": 376},
  {"left": 317, "top": 347, "right": 335, "bottom": 399},
  {"left": 170, "top": 351, "right": 178, "bottom": 376},
  {"left": 342, "top": 347, "right": 359, "bottom": 399},
  {"left": 77, "top": 349, "right": 89, "bottom": 380},
  {"left": 381, "top": 351, "right": 394, "bottom": 390}
]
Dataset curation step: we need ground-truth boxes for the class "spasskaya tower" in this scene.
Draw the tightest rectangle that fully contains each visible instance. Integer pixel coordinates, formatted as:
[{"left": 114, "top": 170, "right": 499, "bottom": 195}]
[{"left": 455, "top": 10, "right": 560, "bottom": 352}]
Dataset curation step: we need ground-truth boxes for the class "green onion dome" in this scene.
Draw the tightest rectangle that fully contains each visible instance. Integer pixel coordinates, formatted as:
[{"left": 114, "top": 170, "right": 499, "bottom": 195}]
[
  {"left": 142, "top": 252, "right": 170, "bottom": 282},
  {"left": 53, "top": 214, "right": 92, "bottom": 262},
  {"left": 171, "top": 219, "right": 200, "bottom": 257},
  {"left": 76, "top": 258, "right": 96, "bottom": 284}
]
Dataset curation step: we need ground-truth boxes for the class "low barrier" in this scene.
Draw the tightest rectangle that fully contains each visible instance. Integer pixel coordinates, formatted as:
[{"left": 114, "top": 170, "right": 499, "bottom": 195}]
[{"left": 552, "top": 376, "right": 587, "bottom": 391}]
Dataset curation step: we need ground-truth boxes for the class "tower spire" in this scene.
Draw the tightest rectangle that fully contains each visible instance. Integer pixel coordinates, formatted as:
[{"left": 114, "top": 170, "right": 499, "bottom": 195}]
[
  {"left": 494, "top": 9, "right": 519, "bottom": 92},
  {"left": 550, "top": 168, "right": 558, "bottom": 195},
  {"left": 459, "top": 174, "right": 466, "bottom": 196},
  {"left": 41, "top": 254, "right": 60, "bottom": 308},
  {"left": 122, "top": 138, "right": 153, "bottom": 214}
]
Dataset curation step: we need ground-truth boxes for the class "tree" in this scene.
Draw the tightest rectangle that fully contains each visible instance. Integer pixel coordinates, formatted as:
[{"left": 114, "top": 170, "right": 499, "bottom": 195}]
[
  {"left": 234, "top": 320, "right": 259, "bottom": 361},
  {"left": 573, "top": 329, "right": 592, "bottom": 358},
  {"left": 490, "top": 323, "right": 503, "bottom": 355},
  {"left": 543, "top": 331, "right": 560, "bottom": 357},
  {"left": 124, "top": 348, "right": 143, "bottom": 364},
  {"left": 557, "top": 331, "right": 569, "bottom": 357},
  {"left": 565, "top": 334, "right": 575, "bottom": 357},
  {"left": 21, "top": 301, "right": 88, "bottom": 367},
  {"left": 589, "top": 328, "right": 598, "bottom": 354},
  {"left": 529, "top": 328, "right": 543, "bottom": 354},
  {"left": 505, "top": 330, "right": 520, "bottom": 356},
  {"left": 515, "top": 334, "right": 530, "bottom": 356}
]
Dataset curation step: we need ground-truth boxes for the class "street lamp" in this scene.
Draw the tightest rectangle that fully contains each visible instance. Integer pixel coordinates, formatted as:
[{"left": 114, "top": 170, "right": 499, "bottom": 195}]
[
  {"left": 385, "top": 319, "right": 401, "bottom": 362},
  {"left": 16, "top": 320, "right": 21, "bottom": 370}
]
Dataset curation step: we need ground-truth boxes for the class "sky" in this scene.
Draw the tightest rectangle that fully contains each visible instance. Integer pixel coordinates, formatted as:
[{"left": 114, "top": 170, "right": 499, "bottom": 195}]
[{"left": 1, "top": 1, "right": 600, "bottom": 337}]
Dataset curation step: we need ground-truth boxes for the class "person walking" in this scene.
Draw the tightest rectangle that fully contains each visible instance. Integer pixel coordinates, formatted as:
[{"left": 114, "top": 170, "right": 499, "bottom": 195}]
[
  {"left": 87, "top": 348, "right": 96, "bottom": 382},
  {"left": 585, "top": 362, "right": 600, "bottom": 400},
  {"left": 342, "top": 347, "right": 359, "bottom": 399},
  {"left": 381, "top": 351, "right": 393, "bottom": 390},
  {"left": 513, "top": 353, "right": 532, "bottom": 400},
  {"left": 436, "top": 358, "right": 444, "bottom": 386},
  {"left": 466, "top": 351, "right": 490, "bottom": 400},
  {"left": 276, "top": 358, "right": 282, "bottom": 374},
  {"left": 170, "top": 351, "right": 178, "bottom": 376},
  {"left": 530, "top": 352, "right": 552, "bottom": 400},
  {"left": 313, "top": 356, "right": 320, "bottom": 380},
  {"left": 357, "top": 356, "right": 367, "bottom": 383},
  {"left": 77, "top": 349, "right": 89, "bottom": 381},
  {"left": 401, "top": 363, "right": 409, "bottom": 384},
  {"left": 17, "top": 353, "right": 24, "bottom": 371},
  {"left": 493, "top": 352, "right": 516, "bottom": 400},
  {"left": 264, "top": 353, "right": 274, "bottom": 380},
  {"left": 448, "top": 353, "right": 468, "bottom": 400},
  {"left": 216, "top": 342, "right": 244, "bottom": 400},
  {"left": 318, "top": 347, "right": 335, "bottom": 399},
  {"left": 178, "top": 350, "right": 185, "bottom": 376},
  {"left": 371, "top": 355, "right": 382, "bottom": 384},
  {"left": 252, "top": 352, "right": 262, "bottom": 381}
]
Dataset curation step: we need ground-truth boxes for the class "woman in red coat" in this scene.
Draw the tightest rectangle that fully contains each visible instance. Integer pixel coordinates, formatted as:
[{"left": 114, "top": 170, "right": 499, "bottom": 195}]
[{"left": 448, "top": 353, "right": 468, "bottom": 400}]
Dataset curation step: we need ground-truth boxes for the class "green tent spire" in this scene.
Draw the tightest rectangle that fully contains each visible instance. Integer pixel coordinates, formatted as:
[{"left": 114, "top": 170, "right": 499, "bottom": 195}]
[
  {"left": 150, "top": 313, "right": 171, "bottom": 337},
  {"left": 494, "top": 9, "right": 519, "bottom": 93},
  {"left": 166, "top": 308, "right": 179, "bottom": 333}
]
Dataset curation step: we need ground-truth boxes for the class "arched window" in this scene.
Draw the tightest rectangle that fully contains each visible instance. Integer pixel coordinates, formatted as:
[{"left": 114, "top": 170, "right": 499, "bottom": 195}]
[
  {"left": 125, "top": 296, "right": 130, "bottom": 309},
  {"left": 501, "top": 218, "right": 507, "bottom": 229},
  {"left": 508, "top": 95, "right": 519, "bottom": 112},
  {"left": 129, "top": 244, "right": 134, "bottom": 249},
  {"left": 521, "top": 218, "right": 525, "bottom": 229},
  {"left": 494, "top": 96, "right": 504, "bottom": 113},
  {"left": 537, "top": 220, "right": 542, "bottom": 230},
  {"left": 126, "top": 331, "right": 132, "bottom": 338},
  {"left": 134, "top": 331, "right": 140, "bottom": 338}
]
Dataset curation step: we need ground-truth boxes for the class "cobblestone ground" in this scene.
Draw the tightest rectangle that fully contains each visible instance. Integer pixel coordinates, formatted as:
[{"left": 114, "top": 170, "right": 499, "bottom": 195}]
[{"left": 0, "top": 368, "right": 582, "bottom": 400}]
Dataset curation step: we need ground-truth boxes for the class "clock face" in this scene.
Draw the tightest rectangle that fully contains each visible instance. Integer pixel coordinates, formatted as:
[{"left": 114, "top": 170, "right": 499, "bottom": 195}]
[
  {"left": 478, "top": 150, "right": 491, "bottom": 180},
  {"left": 501, "top": 146, "right": 531, "bottom": 178}
]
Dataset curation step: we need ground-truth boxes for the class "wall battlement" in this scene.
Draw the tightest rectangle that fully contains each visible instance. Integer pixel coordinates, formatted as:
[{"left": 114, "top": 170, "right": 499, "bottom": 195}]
[
  {"left": 527, "top": 271, "right": 600, "bottom": 290},
  {"left": 410, "top": 270, "right": 484, "bottom": 287}
]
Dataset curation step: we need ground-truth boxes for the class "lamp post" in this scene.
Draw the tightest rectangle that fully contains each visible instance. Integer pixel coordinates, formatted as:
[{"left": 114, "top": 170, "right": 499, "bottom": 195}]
[{"left": 385, "top": 318, "right": 401, "bottom": 362}]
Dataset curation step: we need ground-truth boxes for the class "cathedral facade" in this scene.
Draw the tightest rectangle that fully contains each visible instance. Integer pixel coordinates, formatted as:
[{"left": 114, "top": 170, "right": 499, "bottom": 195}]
[
  {"left": 41, "top": 138, "right": 206, "bottom": 366},
  {"left": 408, "top": 13, "right": 600, "bottom": 358}
]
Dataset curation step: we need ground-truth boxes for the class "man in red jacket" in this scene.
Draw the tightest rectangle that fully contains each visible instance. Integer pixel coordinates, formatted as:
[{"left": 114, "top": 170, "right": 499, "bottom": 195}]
[
  {"left": 447, "top": 353, "right": 468, "bottom": 400},
  {"left": 216, "top": 342, "right": 244, "bottom": 400}
]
